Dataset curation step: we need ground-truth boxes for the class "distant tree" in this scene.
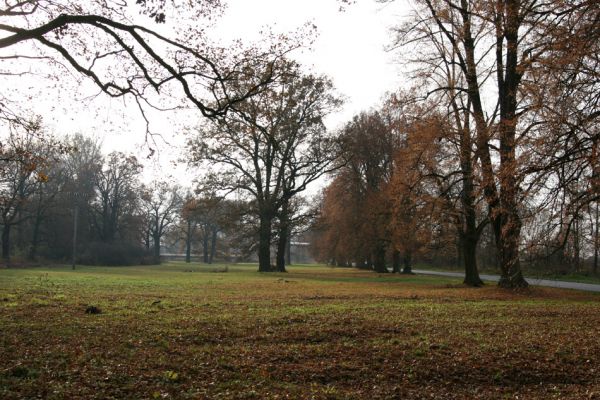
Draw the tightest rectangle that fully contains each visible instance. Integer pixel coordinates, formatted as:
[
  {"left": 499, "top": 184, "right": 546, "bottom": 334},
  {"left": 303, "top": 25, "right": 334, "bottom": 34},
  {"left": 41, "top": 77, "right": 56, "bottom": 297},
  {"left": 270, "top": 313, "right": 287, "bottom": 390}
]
[
  {"left": 90, "top": 152, "right": 142, "bottom": 243},
  {"left": 0, "top": 123, "right": 57, "bottom": 263},
  {"left": 180, "top": 195, "right": 200, "bottom": 264},
  {"left": 141, "top": 181, "right": 182, "bottom": 263},
  {"left": 313, "top": 111, "right": 398, "bottom": 272}
]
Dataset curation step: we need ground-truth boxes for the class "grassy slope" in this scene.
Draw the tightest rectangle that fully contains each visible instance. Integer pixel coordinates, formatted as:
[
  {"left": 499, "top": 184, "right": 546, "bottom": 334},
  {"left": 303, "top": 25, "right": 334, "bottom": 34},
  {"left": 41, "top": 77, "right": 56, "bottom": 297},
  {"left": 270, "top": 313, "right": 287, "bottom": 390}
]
[{"left": 0, "top": 263, "right": 599, "bottom": 399}]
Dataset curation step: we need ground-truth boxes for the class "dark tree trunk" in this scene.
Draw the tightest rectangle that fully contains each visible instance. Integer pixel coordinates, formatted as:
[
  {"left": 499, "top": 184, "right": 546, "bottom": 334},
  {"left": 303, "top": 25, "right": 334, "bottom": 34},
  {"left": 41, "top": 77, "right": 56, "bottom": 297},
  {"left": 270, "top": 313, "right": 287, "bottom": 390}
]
[
  {"left": 456, "top": 112, "right": 483, "bottom": 287},
  {"left": 463, "top": 233, "right": 483, "bottom": 286},
  {"left": 456, "top": 236, "right": 463, "bottom": 272},
  {"left": 153, "top": 234, "right": 161, "bottom": 264},
  {"left": 185, "top": 219, "right": 192, "bottom": 263},
  {"left": 392, "top": 249, "right": 401, "bottom": 273},
  {"left": 493, "top": 211, "right": 527, "bottom": 288},
  {"left": 258, "top": 213, "right": 273, "bottom": 272},
  {"left": 594, "top": 202, "right": 599, "bottom": 274},
  {"left": 402, "top": 251, "right": 412, "bottom": 274},
  {"left": 2, "top": 224, "right": 10, "bottom": 263},
  {"left": 203, "top": 227, "right": 209, "bottom": 264},
  {"left": 373, "top": 243, "right": 388, "bottom": 273},
  {"left": 286, "top": 235, "right": 291, "bottom": 266},
  {"left": 275, "top": 226, "right": 288, "bottom": 272},
  {"left": 209, "top": 227, "right": 217, "bottom": 264},
  {"left": 276, "top": 200, "right": 290, "bottom": 272},
  {"left": 29, "top": 214, "right": 43, "bottom": 261}
]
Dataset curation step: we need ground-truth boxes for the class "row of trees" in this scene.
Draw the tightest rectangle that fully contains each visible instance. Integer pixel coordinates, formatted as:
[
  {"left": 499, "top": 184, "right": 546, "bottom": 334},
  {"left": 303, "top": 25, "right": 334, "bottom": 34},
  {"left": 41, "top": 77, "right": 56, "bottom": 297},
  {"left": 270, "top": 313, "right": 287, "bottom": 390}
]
[
  {"left": 0, "top": 131, "right": 255, "bottom": 266},
  {"left": 314, "top": 0, "right": 599, "bottom": 287},
  {"left": 1, "top": 2, "right": 319, "bottom": 267}
]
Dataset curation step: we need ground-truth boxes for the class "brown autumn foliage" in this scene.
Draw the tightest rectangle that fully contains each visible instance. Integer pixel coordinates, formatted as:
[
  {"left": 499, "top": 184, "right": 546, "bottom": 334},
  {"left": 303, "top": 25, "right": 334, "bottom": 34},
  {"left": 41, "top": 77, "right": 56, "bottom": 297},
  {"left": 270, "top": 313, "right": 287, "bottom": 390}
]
[{"left": 313, "top": 107, "right": 460, "bottom": 273}]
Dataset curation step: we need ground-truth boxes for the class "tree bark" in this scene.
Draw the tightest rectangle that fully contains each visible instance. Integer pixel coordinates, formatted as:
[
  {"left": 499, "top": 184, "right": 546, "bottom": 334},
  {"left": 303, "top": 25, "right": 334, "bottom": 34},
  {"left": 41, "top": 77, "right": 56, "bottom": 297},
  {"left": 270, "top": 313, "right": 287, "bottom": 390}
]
[
  {"left": 392, "top": 249, "right": 401, "bottom": 273},
  {"left": 373, "top": 242, "right": 388, "bottom": 273},
  {"left": 153, "top": 234, "right": 161, "bottom": 264},
  {"left": 402, "top": 251, "right": 412, "bottom": 274},
  {"left": 275, "top": 202, "right": 289, "bottom": 272},
  {"left": 275, "top": 226, "right": 288, "bottom": 272},
  {"left": 202, "top": 227, "right": 209, "bottom": 264},
  {"left": 594, "top": 202, "right": 599, "bottom": 274},
  {"left": 29, "top": 214, "right": 43, "bottom": 261},
  {"left": 463, "top": 233, "right": 483, "bottom": 286},
  {"left": 209, "top": 227, "right": 217, "bottom": 264},
  {"left": 2, "top": 224, "right": 10, "bottom": 263},
  {"left": 185, "top": 219, "right": 192, "bottom": 263},
  {"left": 258, "top": 213, "right": 273, "bottom": 272},
  {"left": 286, "top": 235, "right": 291, "bottom": 266}
]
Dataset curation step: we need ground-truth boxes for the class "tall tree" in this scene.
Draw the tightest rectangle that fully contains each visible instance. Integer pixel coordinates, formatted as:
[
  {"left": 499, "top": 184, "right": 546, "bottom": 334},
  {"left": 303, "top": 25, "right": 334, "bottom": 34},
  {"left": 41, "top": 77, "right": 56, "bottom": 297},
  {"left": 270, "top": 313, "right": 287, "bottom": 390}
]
[
  {"left": 189, "top": 60, "right": 340, "bottom": 272},
  {"left": 90, "top": 152, "right": 142, "bottom": 243},
  {"left": 389, "top": 0, "right": 600, "bottom": 287},
  {"left": 0, "top": 124, "right": 52, "bottom": 262}
]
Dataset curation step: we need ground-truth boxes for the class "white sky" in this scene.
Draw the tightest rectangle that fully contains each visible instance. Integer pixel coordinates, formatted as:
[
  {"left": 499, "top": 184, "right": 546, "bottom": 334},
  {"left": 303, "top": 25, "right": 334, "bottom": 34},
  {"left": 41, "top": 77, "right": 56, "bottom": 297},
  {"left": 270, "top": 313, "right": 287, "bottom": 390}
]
[{"left": 4, "top": 0, "right": 411, "bottom": 187}]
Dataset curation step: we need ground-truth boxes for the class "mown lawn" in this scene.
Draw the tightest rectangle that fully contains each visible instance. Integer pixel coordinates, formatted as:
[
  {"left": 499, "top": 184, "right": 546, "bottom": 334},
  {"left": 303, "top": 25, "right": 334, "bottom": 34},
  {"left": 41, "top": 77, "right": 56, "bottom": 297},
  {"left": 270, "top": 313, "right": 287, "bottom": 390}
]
[{"left": 1, "top": 263, "right": 599, "bottom": 399}]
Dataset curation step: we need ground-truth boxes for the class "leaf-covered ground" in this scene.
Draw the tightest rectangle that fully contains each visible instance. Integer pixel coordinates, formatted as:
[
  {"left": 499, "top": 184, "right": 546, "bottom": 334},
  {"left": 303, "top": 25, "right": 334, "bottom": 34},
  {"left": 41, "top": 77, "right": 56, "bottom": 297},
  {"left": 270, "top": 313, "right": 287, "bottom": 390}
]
[{"left": 1, "top": 263, "right": 599, "bottom": 399}]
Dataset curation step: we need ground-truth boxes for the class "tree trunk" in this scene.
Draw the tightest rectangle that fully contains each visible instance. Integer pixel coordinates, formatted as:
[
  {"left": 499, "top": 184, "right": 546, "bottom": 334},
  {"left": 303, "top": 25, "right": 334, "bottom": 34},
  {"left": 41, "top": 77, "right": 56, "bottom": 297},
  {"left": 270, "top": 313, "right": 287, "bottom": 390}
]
[
  {"left": 275, "top": 225, "right": 288, "bottom": 272},
  {"left": 29, "top": 214, "right": 43, "bottom": 261},
  {"left": 593, "top": 202, "right": 598, "bottom": 274},
  {"left": 258, "top": 213, "right": 273, "bottom": 272},
  {"left": 286, "top": 235, "right": 291, "bottom": 266},
  {"left": 463, "top": 233, "right": 483, "bottom": 286},
  {"left": 153, "top": 234, "right": 161, "bottom": 264},
  {"left": 203, "top": 228, "right": 209, "bottom": 264},
  {"left": 402, "top": 251, "right": 412, "bottom": 274},
  {"left": 373, "top": 242, "right": 388, "bottom": 273},
  {"left": 185, "top": 219, "right": 192, "bottom": 263},
  {"left": 392, "top": 249, "right": 401, "bottom": 273},
  {"left": 209, "top": 227, "right": 217, "bottom": 264},
  {"left": 2, "top": 224, "right": 11, "bottom": 263}
]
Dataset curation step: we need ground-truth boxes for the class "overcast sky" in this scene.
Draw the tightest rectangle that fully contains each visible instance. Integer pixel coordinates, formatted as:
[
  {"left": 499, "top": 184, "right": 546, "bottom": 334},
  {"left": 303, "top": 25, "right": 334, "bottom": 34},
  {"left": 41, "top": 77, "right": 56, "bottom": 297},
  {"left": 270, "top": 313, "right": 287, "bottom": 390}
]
[
  {"left": 5, "top": 0, "right": 411, "bottom": 186},
  {"left": 211, "top": 0, "right": 408, "bottom": 127}
]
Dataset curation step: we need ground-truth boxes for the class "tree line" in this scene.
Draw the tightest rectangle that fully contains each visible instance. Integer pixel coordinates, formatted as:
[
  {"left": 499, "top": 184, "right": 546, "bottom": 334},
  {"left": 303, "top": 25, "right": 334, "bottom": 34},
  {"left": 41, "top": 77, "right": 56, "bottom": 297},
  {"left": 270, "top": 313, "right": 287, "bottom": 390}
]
[
  {"left": 0, "top": 130, "right": 265, "bottom": 266},
  {"left": 313, "top": 0, "right": 599, "bottom": 287},
  {"left": 1, "top": 1, "right": 599, "bottom": 287}
]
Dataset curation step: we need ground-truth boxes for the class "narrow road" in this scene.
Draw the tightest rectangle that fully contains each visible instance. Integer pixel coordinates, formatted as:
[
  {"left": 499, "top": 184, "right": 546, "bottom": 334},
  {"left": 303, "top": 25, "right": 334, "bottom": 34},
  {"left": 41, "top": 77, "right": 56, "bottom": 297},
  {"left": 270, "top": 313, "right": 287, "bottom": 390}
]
[{"left": 413, "top": 269, "right": 600, "bottom": 293}]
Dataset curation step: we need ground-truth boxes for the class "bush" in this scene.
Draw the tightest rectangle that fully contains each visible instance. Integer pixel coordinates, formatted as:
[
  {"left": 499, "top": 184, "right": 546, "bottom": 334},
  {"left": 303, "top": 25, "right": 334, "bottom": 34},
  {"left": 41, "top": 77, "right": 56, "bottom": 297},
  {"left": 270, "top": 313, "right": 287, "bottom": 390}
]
[{"left": 79, "top": 241, "right": 153, "bottom": 266}]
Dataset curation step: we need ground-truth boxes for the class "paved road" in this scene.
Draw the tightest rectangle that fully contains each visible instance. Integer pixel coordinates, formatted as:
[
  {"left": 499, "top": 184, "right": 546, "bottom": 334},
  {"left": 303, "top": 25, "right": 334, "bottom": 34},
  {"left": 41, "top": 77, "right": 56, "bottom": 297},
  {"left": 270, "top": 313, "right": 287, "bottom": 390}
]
[{"left": 413, "top": 269, "right": 600, "bottom": 293}]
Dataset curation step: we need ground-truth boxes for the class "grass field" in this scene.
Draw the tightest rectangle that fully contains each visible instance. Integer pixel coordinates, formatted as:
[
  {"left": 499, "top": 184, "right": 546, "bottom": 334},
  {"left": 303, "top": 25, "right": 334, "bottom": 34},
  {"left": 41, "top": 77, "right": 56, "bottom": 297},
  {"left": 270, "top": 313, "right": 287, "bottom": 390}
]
[{"left": 1, "top": 263, "right": 599, "bottom": 399}]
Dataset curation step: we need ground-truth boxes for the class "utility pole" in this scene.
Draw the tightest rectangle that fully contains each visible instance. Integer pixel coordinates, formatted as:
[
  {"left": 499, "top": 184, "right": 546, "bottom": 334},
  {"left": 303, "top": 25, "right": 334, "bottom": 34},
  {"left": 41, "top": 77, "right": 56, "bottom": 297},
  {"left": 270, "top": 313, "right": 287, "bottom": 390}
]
[{"left": 72, "top": 205, "right": 78, "bottom": 270}]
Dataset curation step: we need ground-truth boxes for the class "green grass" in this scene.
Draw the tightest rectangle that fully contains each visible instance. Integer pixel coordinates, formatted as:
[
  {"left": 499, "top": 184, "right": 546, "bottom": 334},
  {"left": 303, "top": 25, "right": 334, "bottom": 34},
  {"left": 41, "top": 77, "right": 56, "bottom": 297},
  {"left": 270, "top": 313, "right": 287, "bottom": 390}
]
[{"left": 1, "top": 262, "right": 599, "bottom": 399}]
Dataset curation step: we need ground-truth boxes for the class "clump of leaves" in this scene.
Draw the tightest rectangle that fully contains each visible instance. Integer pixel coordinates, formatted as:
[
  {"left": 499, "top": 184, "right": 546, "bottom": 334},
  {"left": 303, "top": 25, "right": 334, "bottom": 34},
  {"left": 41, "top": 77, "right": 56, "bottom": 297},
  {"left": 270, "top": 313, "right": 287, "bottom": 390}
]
[{"left": 163, "top": 370, "right": 180, "bottom": 382}]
